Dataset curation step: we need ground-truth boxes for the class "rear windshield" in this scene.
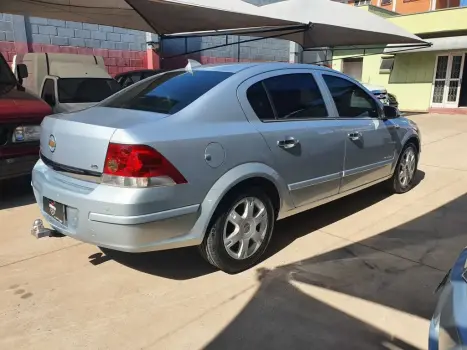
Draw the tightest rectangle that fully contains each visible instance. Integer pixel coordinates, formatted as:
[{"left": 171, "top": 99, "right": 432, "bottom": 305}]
[
  {"left": 58, "top": 78, "right": 121, "bottom": 104},
  {"left": 101, "top": 70, "right": 233, "bottom": 115}
]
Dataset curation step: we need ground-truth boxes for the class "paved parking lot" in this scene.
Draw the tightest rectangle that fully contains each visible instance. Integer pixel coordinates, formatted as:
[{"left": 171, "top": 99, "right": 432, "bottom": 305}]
[{"left": 1, "top": 113, "right": 467, "bottom": 349}]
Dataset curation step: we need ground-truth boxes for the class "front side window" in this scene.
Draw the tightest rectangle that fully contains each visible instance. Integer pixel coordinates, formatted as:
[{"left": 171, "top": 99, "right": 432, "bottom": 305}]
[
  {"left": 57, "top": 78, "right": 121, "bottom": 104},
  {"left": 246, "top": 73, "right": 328, "bottom": 121},
  {"left": 102, "top": 70, "right": 233, "bottom": 115},
  {"left": 323, "top": 75, "right": 379, "bottom": 118}
]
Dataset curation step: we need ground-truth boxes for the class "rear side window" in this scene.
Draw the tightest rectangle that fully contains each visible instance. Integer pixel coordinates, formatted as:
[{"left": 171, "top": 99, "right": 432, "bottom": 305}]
[
  {"left": 102, "top": 70, "right": 233, "bottom": 115},
  {"left": 246, "top": 82, "right": 275, "bottom": 121},
  {"left": 246, "top": 73, "right": 328, "bottom": 121},
  {"left": 323, "top": 75, "right": 379, "bottom": 118}
]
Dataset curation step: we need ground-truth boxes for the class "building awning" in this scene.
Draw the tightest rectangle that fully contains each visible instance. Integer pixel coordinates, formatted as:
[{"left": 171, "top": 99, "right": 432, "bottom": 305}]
[
  {"left": 1, "top": 0, "right": 428, "bottom": 49},
  {"left": 384, "top": 36, "right": 467, "bottom": 54}
]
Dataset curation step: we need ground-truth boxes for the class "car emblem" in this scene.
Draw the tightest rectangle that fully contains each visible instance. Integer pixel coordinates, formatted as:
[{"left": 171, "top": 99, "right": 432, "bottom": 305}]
[{"left": 48, "top": 135, "right": 56, "bottom": 153}]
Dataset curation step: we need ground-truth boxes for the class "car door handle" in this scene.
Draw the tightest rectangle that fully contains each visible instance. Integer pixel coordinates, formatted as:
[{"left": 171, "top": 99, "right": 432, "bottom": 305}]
[
  {"left": 348, "top": 132, "right": 362, "bottom": 141},
  {"left": 277, "top": 137, "right": 299, "bottom": 149}
]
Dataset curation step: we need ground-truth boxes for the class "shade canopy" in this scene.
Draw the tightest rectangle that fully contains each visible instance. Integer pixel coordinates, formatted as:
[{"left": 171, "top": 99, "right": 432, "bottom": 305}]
[
  {"left": 252, "top": 0, "right": 426, "bottom": 47},
  {"left": 1, "top": 0, "right": 426, "bottom": 48},
  {"left": 384, "top": 36, "right": 467, "bottom": 54}
]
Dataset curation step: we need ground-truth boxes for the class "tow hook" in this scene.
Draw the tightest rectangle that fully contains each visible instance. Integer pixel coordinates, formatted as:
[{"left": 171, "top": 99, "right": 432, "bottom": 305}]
[{"left": 31, "top": 219, "right": 64, "bottom": 238}]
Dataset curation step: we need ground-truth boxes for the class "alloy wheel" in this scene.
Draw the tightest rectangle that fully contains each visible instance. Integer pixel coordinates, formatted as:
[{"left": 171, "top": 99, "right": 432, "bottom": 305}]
[
  {"left": 223, "top": 197, "right": 269, "bottom": 260},
  {"left": 399, "top": 147, "right": 416, "bottom": 188}
]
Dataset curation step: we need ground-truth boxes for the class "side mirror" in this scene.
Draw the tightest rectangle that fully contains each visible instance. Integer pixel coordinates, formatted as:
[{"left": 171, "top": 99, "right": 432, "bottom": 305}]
[
  {"left": 44, "top": 93, "right": 56, "bottom": 107},
  {"left": 16, "top": 64, "right": 28, "bottom": 80},
  {"left": 383, "top": 105, "right": 399, "bottom": 119}
]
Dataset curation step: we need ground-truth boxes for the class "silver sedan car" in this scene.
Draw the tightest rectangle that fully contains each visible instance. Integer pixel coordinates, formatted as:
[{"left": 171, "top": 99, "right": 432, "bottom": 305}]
[{"left": 32, "top": 63, "right": 421, "bottom": 273}]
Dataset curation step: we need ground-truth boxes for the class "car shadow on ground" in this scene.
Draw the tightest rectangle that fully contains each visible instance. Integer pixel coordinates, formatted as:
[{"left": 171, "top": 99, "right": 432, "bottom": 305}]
[
  {"left": 104, "top": 171, "right": 425, "bottom": 281},
  {"left": 268, "top": 170, "right": 424, "bottom": 259},
  {"left": 101, "top": 246, "right": 217, "bottom": 280},
  {"left": 203, "top": 170, "right": 467, "bottom": 350},
  {"left": 0, "top": 176, "right": 35, "bottom": 210}
]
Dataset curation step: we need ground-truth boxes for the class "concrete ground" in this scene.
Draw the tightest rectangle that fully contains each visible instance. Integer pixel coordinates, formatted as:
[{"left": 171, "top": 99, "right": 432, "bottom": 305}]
[{"left": 1, "top": 113, "right": 467, "bottom": 350}]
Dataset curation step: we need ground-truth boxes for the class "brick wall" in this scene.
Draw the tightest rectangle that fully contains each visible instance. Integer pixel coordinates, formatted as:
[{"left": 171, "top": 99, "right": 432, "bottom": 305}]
[
  {"left": 0, "top": 14, "right": 15, "bottom": 65},
  {"left": 28, "top": 17, "right": 148, "bottom": 75},
  {"left": 0, "top": 14, "right": 150, "bottom": 76}
]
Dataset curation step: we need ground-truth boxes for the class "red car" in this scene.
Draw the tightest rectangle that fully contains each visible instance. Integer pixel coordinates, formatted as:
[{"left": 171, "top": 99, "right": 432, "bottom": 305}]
[{"left": 0, "top": 53, "right": 51, "bottom": 181}]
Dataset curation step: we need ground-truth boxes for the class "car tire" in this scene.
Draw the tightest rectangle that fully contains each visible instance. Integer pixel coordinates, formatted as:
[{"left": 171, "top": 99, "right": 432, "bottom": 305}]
[
  {"left": 386, "top": 142, "right": 418, "bottom": 194},
  {"left": 199, "top": 187, "right": 275, "bottom": 274}
]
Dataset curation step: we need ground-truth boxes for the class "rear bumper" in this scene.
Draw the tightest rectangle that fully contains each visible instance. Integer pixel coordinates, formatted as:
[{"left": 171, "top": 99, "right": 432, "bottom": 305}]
[
  {"left": 0, "top": 154, "right": 38, "bottom": 180},
  {"left": 32, "top": 160, "right": 202, "bottom": 252}
]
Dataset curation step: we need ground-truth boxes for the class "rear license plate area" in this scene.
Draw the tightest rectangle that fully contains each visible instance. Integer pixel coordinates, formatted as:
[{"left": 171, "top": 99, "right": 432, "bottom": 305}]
[{"left": 43, "top": 197, "right": 67, "bottom": 225}]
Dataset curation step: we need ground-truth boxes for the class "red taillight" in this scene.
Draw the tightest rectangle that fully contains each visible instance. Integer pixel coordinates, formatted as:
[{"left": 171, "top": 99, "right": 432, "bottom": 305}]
[{"left": 102, "top": 143, "right": 187, "bottom": 187}]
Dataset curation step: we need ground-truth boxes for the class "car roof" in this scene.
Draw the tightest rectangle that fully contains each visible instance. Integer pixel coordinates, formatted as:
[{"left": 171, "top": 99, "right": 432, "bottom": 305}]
[{"left": 191, "top": 62, "right": 335, "bottom": 74}]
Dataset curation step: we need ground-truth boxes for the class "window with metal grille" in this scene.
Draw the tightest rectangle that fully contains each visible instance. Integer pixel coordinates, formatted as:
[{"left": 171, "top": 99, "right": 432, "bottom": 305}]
[{"left": 381, "top": 0, "right": 392, "bottom": 5}]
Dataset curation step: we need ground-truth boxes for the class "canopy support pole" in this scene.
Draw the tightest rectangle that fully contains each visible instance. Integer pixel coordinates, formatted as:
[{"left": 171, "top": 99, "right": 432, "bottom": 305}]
[
  {"left": 310, "top": 44, "right": 434, "bottom": 66},
  {"left": 163, "top": 24, "right": 309, "bottom": 39},
  {"left": 303, "top": 43, "right": 431, "bottom": 52}
]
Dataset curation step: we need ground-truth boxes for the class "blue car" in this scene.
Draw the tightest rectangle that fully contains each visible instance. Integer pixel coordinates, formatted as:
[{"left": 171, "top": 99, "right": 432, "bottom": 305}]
[{"left": 429, "top": 248, "right": 467, "bottom": 350}]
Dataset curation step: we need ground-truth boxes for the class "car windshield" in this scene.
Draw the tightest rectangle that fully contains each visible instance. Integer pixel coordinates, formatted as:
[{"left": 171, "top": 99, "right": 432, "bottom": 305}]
[
  {"left": 101, "top": 70, "right": 233, "bottom": 115},
  {"left": 57, "top": 78, "right": 121, "bottom": 104}
]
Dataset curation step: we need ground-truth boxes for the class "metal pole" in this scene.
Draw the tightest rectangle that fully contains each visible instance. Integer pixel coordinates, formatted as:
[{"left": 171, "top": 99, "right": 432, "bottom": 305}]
[{"left": 159, "top": 35, "right": 165, "bottom": 69}]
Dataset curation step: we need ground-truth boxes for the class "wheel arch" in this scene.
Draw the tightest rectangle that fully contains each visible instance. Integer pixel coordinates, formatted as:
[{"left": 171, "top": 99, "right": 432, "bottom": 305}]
[
  {"left": 188, "top": 163, "right": 293, "bottom": 243},
  {"left": 390, "top": 132, "right": 421, "bottom": 175},
  {"left": 405, "top": 135, "right": 420, "bottom": 154}
]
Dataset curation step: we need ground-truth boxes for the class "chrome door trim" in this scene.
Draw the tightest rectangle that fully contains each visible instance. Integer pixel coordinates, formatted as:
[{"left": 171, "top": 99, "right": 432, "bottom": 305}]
[
  {"left": 343, "top": 159, "right": 393, "bottom": 178},
  {"left": 279, "top": 174, "right": 392, "bottom": 220},
  {"left": 289, "top": 171, "right": 342, "bottom": 191}
]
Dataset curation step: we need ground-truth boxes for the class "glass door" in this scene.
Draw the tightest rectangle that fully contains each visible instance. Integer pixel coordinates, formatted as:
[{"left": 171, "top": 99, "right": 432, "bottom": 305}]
[{"left": 432, "top": 53, "right": 466, "bottom": 108}]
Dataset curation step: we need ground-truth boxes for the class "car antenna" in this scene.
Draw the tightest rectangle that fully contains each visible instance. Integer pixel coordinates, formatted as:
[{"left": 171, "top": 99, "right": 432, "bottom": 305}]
[{"left": 185, "top": 59, "right": 202, "bottom": 75}]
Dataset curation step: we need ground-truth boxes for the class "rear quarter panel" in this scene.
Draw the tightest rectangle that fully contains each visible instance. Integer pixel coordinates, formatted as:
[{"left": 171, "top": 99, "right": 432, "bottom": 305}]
[{"left": 109, "top": 78, "right": 286, "bottom": 215}]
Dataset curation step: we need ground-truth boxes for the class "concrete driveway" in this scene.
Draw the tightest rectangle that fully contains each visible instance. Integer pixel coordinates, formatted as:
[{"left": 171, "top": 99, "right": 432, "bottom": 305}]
[{"left": 1, "top": 113, "right": 467, "bottom": 350}]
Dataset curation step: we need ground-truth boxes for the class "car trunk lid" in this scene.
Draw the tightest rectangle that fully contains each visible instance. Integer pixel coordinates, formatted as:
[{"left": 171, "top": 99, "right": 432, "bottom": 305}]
[{"left": 40, "top": 107, "right": 169, "bottom": 175}]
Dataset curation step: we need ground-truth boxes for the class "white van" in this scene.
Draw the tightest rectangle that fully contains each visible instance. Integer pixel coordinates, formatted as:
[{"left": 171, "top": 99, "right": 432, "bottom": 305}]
[{"left": 13, "top": 53, "right": 121, "bottom": 113}]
